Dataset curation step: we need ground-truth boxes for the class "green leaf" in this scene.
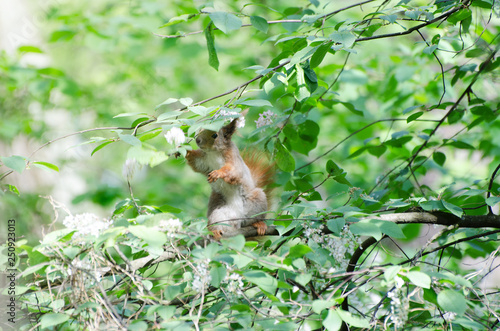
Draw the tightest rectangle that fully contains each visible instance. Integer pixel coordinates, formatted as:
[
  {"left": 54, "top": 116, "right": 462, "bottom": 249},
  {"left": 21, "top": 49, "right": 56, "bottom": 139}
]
[
  {"left": 329, "top": 31, "right": 356, "bottom": 49},
  {"left": 274, "top": 140, "right": 295, "bottom": 172},
  {"left": 442, "top": 200, "right": 463, "bottom": 218},
  {"left": 295, "top": 65, "right": 310, "bottom": 101},
  {"left": 127, "top": 146, "right": 168, "bottom": 167},
  {"left": 326, "top": 218, "right": 345, "bottom": 235},
  {"left": 18, "top": 45, "right": 43, "bottom": 53},
  {"left": 235, "top": 99, "right": 272, "bottom": 107},
  {"left": 402, "top": 105, "right": 422, "bottom": 114},
  {"left": 350, "top": 221, "right": 382, "bottom": 241},
  {"left": 155, "top": 98, "right": 178, "bottom": 109},
  {"left": 49, "top": 29, "right": 77, "bottom": 42},
  {"left": 337, "top": 309, "right": 370, "bottom": 328},
  {"left": 333, "top": 174, "right": 352, "bottom": 186},
  {"left": 295, "top": 273, "right": 312, "bottom": 287},
  {"left": 7, "top": 184, "right": 20, "bottom": 196},
  {"left": 157, "top": 111, "right": 181, "bottom": 121},
  {"left": 250, "top": 16, "right": 268, "bottom": 33},
  {"left": 486, "top": 196, "right": 500, "bottom": 207},
  {"left": 129, "top": 321, "right": 148, "bottom": 331},
  {"left": 347, "top": 146, "right": 367, "bottom": 159},
  {"left": 179, "top": 97, "right": 193, "bottom": 106},
  {"left": 1, "top": 156, "right": 26, "bottom": 173},
  {"left": 312, "top": 300, "right": 335, "bottom": 314},
  {"left": 139, "top": 128, "right": 163, "bottom": 142},
  {"left": 437, "top": 289, "right": 467, "bottom": 315},
  {"left": 323, "top": 309, "right": 342, "bottom": 331},
  {"left": 62, "top": 246, "right": 80, "bottom": 259},
  {"left": 159, "top": 14, "right": 195, "bottom": 27},
  {"left": 367, "top": 145, "right": 387, "bottom": 158},
  {"left": 419, "top": 200, "right": 445, "bottom": 212},
  {"left": 91, "top": 141, "right": 115, "bottom": 156},
  {"left": 384, "top": 266, "right": 401, "bottom": 282},
  {"left": 423, "top": 44, "right": 438, "bottom": 54},
  {"left": 340, "top": 102, "right": 363, "bottom": 116},
  {"left": 204, "top": 24, "right": 219, "bottom": 71},
  {"left": 159, "top": 204, "right": 182, "bottom": 213},
  {"left": 289, "top": 244, "right": 313, "bottom": 258},
  {"left": 40, "top": 313, "right": 70, "bottom": 329},
  {"left": 244, "top": 270, "right": 277, "bottom": 293},
  {"left": 129, "top": 225, "right": 167, "bottom": 249},
  {"left": 290, "top": 45, "right": 318, "bottom": 66},
  {"left": 407, "top": 111, "right": 423, "bottom": 123},
  {"left": 210, "top": 266, "right": 227, "bottom": 287},
  {"left": 311, "top": 42, "right": 333, "bottom": 68},
  {"left": 447, "top": 140, "right": 474, "bottom": 149},
  {"left": 221, "top": 234, "right": 245, "bottom": 251},
  {"left": 114, "top": 112, "right": 148, "bottom": 118},
  {"left": 32, "top": 161, "right": 59, "bottom": 172},
  {"left": 407, "top": 271, "right": 431, "bottom": 288},
  {"left": 326, "top": 160, "right": 342, "bottom": 176},
  {"left": 38, "top": 67, "right": 65, "bottom": 77},
  {"left": 433, "top": 151, "right": 446, "bottom": 166},
  {"left": 465, "top": 48, "right": 484, "bottom": 58},
  {"left": 378, "top": 221, "right": 406, "bottom": 239},
  {"left": 448, "top": 9, "right": 472, "bottom": 25},
  {"left": 209, "top": 12, "right": 242, "bottom": 34},
  {"left": 119, "top": 134, "right": 142, "bottom": 147}
]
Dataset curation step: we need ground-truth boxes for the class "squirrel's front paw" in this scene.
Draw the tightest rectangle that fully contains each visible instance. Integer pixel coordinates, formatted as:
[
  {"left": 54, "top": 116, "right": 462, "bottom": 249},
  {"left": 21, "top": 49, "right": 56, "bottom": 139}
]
[
  {"left": 211, "top": 229, "right": 223, "bottom": 240},
  {"left": 208, "top": 170, "right": 222, "bottom": 183},
  {"left": 251, "top": 221, "right": 267, "bottom": 236}
]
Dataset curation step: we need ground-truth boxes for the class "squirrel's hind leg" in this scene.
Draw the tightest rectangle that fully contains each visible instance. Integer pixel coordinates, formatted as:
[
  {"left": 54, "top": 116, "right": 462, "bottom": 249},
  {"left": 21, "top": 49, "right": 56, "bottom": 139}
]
[
  {"left": 242, "top": 188, "right": 268, "bottom": 236},
  {"left": 207, "top": 192, "right": 244, "bottom": 239}
]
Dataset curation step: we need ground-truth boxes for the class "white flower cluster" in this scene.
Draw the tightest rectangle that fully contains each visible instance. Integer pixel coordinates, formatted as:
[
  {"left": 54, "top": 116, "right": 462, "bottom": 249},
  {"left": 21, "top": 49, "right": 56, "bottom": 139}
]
[
  {"left": 214, "top": 109, "right": 245, "bottom": 128},
  {"left": 303, "top": 223, "right": 361, "bottom": 270},
  {"left": 225, "top": 273, "right": 244, "bottom": 295},
  {"left": 63, "top": 213, "right": 113, "bottom": 238},
  {"left": 156, "top": 218, "right": 183, "bottom": 238},
  {"left": 122, "top": 158, "right": 141, "bottom": 181},
  {"left": 255, "top": 110, "right": 277, "bottom": 128},
  {"left": 387, "top": 276, "right": 409, "bottom": 328},
  {"left": 192, "top": 259, "right": 212, "bottom": 292},
  {"left": 442, "top": 311, "right": 456, "bottom": 322},
  {"left": 164, "top": 127, "right": 186, "bottom": 146}
]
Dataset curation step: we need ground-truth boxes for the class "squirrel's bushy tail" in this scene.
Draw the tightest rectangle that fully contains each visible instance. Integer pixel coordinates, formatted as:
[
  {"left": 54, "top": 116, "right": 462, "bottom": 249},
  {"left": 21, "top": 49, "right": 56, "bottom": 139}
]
[{"left": 241, "top": 149, "right": 275, "bottom": 194}]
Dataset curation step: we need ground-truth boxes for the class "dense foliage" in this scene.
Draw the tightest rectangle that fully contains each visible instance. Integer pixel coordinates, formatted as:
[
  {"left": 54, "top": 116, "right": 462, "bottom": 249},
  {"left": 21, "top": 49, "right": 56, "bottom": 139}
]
[{"left": 1, "top": 0, "right": 500, "bottom": 330}]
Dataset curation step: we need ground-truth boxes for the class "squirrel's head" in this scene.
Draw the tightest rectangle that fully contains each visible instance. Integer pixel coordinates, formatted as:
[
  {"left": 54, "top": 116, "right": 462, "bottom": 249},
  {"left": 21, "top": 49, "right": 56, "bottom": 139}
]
[{"left": 195, "top": 118, "right": 238, "bottom": 151}]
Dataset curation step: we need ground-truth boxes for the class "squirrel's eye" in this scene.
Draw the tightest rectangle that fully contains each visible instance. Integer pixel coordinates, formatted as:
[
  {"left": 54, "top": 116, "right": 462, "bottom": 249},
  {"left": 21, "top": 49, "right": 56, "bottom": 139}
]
[{"left": 212, "top": 133, "right": 218, "bottom": 139}]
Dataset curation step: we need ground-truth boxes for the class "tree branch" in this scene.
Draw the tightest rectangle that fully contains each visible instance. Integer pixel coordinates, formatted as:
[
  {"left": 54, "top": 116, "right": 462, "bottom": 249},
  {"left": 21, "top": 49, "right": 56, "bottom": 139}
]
[
  {"left": 220, "top": 211, "right": 500, "bottom": 239},
  {"left": 354, "top": 4, "right": 464, "bottom": 43},
  {"left": 153, "top": 0, "right": 377, "bottom": 39}
]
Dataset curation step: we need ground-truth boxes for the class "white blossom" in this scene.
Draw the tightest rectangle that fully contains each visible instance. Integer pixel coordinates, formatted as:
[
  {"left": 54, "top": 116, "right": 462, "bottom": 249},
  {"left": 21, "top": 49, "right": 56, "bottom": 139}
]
[
  {"left": 255, "top": 110, "right": 277, "bottom": 128},
  {"left": 443, "top": 311, "right": 456, "bottom": 322},
  {"left": 386, "top": 276, "right": 409, "bottom": 328},
  {"left": 156, "top": 218, "right": 183, "bottom": 238},
  {"left": 214, "top": 110, "right": 245, "bottom": 128},
  {"left": 63, "top": 213, "right": 113, "bottom": 238},
  {"left": 225, "top": 273, "right": 244, "bottom": 295},
  {"left": 192, "top": 259, "right": 212, "bottom": 292},
  {"left": 303, "top": 223, "right": 360, "bottom": 270},
  {"left": 122, "top": 158, "right": 141, "bottom": 181},
  {"left": 164, "top": 127, "right": 186, "bottom": 146}
]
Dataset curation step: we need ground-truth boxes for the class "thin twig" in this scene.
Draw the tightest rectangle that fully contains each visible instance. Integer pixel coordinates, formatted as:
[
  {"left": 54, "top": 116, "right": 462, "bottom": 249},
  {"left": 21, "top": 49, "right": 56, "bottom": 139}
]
[
  {"left": 153, "top": 0, "right": 377, "bottom": 39},
  {"left": 487, "top": 163, "right": 500, "bottom": 215}
]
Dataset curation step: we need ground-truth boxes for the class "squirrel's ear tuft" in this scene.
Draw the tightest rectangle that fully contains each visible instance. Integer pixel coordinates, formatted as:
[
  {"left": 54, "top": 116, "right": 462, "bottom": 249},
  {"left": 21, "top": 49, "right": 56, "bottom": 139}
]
[{"left": 222, "top": 118, "right": 238, "bottom": 138}]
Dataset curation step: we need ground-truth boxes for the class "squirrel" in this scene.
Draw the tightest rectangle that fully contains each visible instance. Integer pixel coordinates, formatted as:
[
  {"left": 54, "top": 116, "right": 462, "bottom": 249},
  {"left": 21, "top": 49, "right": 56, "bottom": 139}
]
[{"left": 185, "top": 117, "right": 274, "bottom": 239}]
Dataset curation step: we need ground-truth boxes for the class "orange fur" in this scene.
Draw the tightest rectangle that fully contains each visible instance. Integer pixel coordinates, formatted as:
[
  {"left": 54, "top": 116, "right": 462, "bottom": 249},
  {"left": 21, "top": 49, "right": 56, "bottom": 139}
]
[{"left": 241, "top": 149, "right": 276, "bottom": 194}]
